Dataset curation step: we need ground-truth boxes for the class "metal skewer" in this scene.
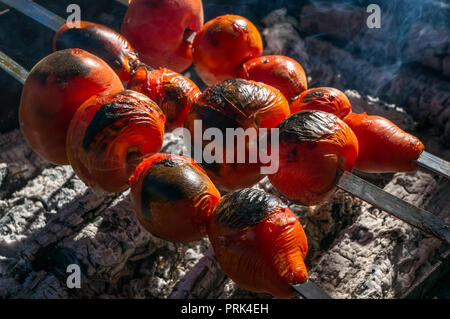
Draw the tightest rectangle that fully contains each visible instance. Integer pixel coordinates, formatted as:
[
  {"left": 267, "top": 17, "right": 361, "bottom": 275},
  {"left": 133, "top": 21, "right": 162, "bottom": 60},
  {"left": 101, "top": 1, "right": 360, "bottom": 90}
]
[
  {"left": 0, "top": 0, "right": 65, "bottom": 32},
  {"left": 291, "top": 280, "right": 332, "bottom": 299},
  {"left": 415, "top": 151, "right": 450, "bottom": 179},
  {"left": 0, "top": 51, "right": 29, "bottom": 84},
  {"left": 336, "top": 170, "right": 450, "bottom": 244}
]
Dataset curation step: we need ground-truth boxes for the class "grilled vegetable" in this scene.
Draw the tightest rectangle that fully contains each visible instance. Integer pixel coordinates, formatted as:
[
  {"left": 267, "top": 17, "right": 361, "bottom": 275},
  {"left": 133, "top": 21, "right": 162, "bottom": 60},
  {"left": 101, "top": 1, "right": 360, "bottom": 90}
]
[
  {"left": 184, "top": 79, "right": 290, "bottom": 191},
  {"left": 129, "top": 153, "right": 221, "bottom": 242},
  {"left": 127, "top": 65, "right": 201, "bottom": 131},
  {"left": 344, "top": 112, "right": 425, "bottom": 173},
  {"left": 53, "top": 21, "right": 139, "bottom": 84},
  {"left": 235, "top": 55, "right": 308, "bottom": 103},
  {"left": 66, "top": 90, "right": 165, "bottom": 193},
  {"left": 268, "top": 110, "right": 359, "bottom": 205},
  {"left": 207, "top": 188, "right": 308, "bottom": 298},
  {"left": 291, "top": 87, "right": 352, "bottom": 119},
  {"left": 192, "top": 14, "right": 263, "bottom": 86},
  {"left": 19, "top": 49, "right": 124, "bottom": 165},
  {"left": 121, "top": 0, "right": 204, "bottom": 72}
]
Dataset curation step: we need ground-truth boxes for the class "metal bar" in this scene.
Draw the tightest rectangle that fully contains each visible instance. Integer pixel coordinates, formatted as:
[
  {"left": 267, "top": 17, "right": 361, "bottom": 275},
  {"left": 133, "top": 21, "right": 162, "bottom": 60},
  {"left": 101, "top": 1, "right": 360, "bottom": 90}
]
[
  {"left": 336, "top": 170, "right": 450, "bottom": 244},
  {"left": 0, "top": 51, "right": 29, "bottom": 84},
  {"left": 115, "top": 0, "right": 130, "bottom": 6},
  {"left": 0, "top": 0, "right": 65, "bottom": 32},
  {"left": 291, "top": 280, "right": 332, "bottom": 299},
  {"left": 415, "top": 151, "right": 450, "bottom": 179}
]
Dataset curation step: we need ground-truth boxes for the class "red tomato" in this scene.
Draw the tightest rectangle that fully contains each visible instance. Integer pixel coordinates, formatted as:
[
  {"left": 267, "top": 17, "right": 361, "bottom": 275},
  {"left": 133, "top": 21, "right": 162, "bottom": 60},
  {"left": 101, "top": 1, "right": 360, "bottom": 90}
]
[
  {"left": 129, "top": 153, "right": 221, "bottom": 242},
  {"left": 192, "top": 14, "right": 263, "bottom": 86},
  {"left": 66, "top": 90, "right": 165, "bottom": 193},
  {"left": 121, "top": 0, "right": 204, "bottom": 72},
  {"left": 19, "top": 49, "right": 124, "bottom": 165}
]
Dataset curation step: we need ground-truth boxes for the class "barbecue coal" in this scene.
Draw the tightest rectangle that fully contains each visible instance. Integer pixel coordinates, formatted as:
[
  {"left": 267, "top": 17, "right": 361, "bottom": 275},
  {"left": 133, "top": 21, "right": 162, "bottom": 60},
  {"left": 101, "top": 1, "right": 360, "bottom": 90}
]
[{"left": 0, "top": 0, "right": 449, "bottom": 299}]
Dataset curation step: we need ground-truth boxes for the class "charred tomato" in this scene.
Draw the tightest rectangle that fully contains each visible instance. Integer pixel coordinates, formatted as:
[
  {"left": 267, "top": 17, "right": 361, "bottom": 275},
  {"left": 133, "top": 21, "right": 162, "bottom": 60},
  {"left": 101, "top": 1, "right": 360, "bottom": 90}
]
[
  {"left": 129, "top": 153, "right": 221, "bottom": 242},
  {"left": 66, "top": 90, "right": 165, "bottom": 193}
]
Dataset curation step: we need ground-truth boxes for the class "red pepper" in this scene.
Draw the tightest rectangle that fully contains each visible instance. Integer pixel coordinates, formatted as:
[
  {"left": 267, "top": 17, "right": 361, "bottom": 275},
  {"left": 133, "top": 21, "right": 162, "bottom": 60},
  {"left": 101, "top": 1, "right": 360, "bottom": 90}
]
[
  {"left": 127, "top": 65, "right": 201, "bottom": 131},
  {"left": 207, "top": 188, "right": 308, "bottom": 298},
  {"left": 344, "top": 112, "right": 425, "bottom": 172}
]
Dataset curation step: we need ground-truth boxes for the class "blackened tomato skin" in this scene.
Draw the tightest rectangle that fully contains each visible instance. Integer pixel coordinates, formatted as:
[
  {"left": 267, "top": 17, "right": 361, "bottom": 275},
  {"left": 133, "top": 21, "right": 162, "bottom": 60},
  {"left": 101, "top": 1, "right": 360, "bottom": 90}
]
[
  {"left": 235, "top": 55, "right": 308, "bottom": 103},
  {"left": 19, "top": 49, "right": 124, "bottom": 165},
  {"left": 66, "top": 90, "right": 165, "bottom": 193},
  {"left": 184, "top": 79, "right": 290, "bottom": 191},
  {"left": 121, "top": 0, "right": 204, "bottom": 73},
  {"left": 192, "top": 14, "right": 263, "bottom": 86},
  {"left": 344, "top": 112, "right": 425, "bottom": 173},
  {"left": 207, "top": 188, "right": 308, "bottom": 298},
  {"left": 290, "top": 87, "right": 352, "bottom": 119},
  {"left": 127, "top": 65, "right": 201, "bottom": 131},
  {"left": 53, "top": 21, "right": 139, "bottom": 84},
  {"left": 129, "top": 153, "right": 221, "bottom": 242},
  {"left": 269, "top": 110, "right": 359, "bottom": 205}
]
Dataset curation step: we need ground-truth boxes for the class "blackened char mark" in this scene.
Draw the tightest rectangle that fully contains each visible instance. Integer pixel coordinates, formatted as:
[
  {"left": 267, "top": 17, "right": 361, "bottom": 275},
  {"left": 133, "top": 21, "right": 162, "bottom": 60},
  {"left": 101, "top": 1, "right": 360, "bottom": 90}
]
[
  {"left": 214, "top": 188, "right": 286, "bottom": 230},
  {"left": 82, "top": 102, "right": 147, "bottom": 151},
  {"left": 278, "top": 110, "right": 340, "bottom": 143},
  {"left": 140, "top": 160, "right": 209, "bottom": 221},
  {"left": 55, "top": 25, "right": 120, "bottom": 70},
  {"left": 31, "top": 49, "right": 91, "bottom": 86}
]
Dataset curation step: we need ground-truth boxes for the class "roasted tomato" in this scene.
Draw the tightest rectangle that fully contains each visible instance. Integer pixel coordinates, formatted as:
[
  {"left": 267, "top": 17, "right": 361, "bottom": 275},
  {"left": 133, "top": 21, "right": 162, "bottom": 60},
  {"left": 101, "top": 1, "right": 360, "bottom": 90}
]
[
  {"left": 53, "top": 21, "right": 139, "bottom": 84},
  {"left": 129, "top": 153, "right": 221, "bottom": 242},
  {"left": 184, "top": 79, "right": 290, "bottom": 191},
  {"left": 121, "top": 0, "right": 204, "bottom": 72},
  {"left": 192, "top": 14, "right": 263, "bottom": 86},
  {"left": 66, "top": 90, "right": 165, "bottom": 193},
  {"left": 127, "top": 65, "right": 201, "bottom": 131},
  {"left": 268, "top": 110, "right": 359, "bottom": 205},
  {"left": 235, "top": 55, "right": 308, "bottom": 103},
  {"left": 344, "top": 112, "right": 425, "bottom": 173},
  {"left": 290, "top": 87, "right": 352, "bottom": 119},
  {"left": 19, "top": 49, "right": 124, "bottom": 165},
  {"left": 207, "top": 188, "right": 308, "bottom": 298}
]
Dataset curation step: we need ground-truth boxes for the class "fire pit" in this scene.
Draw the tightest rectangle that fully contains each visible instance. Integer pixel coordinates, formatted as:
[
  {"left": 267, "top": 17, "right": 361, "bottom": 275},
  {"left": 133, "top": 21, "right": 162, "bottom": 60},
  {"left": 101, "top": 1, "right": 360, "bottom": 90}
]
[{"left": 0, "top": 0, "right": 448, "bottom": 299}]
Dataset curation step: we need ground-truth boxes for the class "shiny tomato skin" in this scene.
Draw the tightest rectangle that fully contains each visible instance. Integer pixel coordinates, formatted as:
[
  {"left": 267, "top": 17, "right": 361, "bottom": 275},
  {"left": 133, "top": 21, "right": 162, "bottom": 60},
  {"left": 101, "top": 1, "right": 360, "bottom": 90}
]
[
  {"left": 121, "top": 0, "right": 204, "bottom": 73},
  {"left": 207, "top": 188, "right": 308, "bottom": 298},
  {"left": 53, "top": 21, "right": 139, "bottom": 84},
  {"left": 19, "top": 49, "right": 124, "bottom": 165},
  {"left": 129, "top": 153, "right": 221, "bottom": 242},
  {"left": 66, "top": 90, "right": 165, "bottom": 193},
  {"left": 291, "top": 87, "right": 352, "bottom": 119},
  {"left": 236, "top": 55, "right": 307, "bottom": 103},
  {"left": 344, "top": 112, "right": 424, "bottom": 173},
  {"left": 192, "top": 14, "right": 263, "bottom": 86},
  {"left": 127, "top": 65, "right": 201, "bottom": 131},
  {"left": 269, "top": 110, "right": 359, "bottom": 205}
]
